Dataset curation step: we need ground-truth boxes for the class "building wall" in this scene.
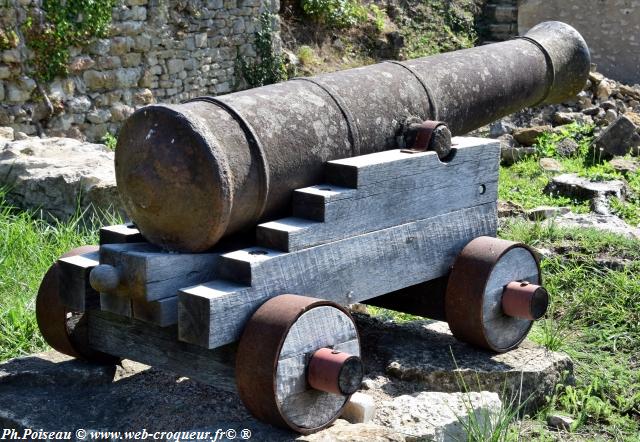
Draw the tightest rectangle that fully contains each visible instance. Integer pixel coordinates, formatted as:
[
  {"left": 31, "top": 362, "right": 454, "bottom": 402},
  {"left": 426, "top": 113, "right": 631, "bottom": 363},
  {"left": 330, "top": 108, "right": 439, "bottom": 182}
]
[
  {"left": 518, "top": 0, "right": 640, "bottom": 84},
  {"left": 0, "top": 0, "right": 279, "bottom": 141}
]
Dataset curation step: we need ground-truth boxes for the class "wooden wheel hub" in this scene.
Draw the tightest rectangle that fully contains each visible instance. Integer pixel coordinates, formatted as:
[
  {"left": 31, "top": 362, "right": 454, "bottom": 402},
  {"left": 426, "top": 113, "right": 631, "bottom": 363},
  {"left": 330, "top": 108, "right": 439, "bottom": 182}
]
[
  {"left": 235, "top": 294, "right": 361, "bottom": 434},
  {"left": 445, "top": 236, "right": 547, "bottom": 352}
]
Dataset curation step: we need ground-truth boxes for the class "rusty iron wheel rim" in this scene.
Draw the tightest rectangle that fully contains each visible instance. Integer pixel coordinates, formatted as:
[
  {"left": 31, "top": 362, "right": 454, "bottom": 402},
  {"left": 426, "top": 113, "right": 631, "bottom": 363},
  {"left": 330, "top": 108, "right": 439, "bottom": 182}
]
[
  {"left": 445, "top": 236, "right": 543, "bottom": 352},
  {"left": 235, "top": 294, "right": 360, "bottom": 434},
  {"left": 36, "top": 246, "right": 119, "bottom": 363}
]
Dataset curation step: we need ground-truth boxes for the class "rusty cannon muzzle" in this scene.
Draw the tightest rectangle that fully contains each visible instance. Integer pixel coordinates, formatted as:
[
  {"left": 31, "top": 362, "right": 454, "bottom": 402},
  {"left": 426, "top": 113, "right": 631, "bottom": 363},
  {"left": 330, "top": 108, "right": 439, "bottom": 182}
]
[{"left": 116, "top": 21, "right": 590, "bottom": 252}]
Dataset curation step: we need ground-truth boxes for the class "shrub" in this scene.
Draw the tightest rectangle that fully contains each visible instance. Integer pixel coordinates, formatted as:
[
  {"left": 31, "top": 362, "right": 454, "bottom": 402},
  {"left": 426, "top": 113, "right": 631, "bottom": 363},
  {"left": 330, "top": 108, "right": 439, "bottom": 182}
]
[
  {"left": 239, "top": 13, "right": 288, "bottom": 88},
  {"left": 300, "top": 0, "right": 367, "bottom": 29}
]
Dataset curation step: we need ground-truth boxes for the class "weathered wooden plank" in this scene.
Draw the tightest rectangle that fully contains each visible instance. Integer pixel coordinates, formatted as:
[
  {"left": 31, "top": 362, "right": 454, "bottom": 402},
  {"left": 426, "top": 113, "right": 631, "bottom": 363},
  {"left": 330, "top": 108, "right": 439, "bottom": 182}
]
[
  {"left": 258, "top": 140, "right": 499, "bottom": 251},
  {"left": 87, "top": 310, "right": 237, "bottom": 393},
  {"left": 99, "top": 224, "right": 145, "bottom": 245},
  {"left": 58, "top": 252, "right": 100, "bottom": 311},
  {"left": 99, "top": 243, "right": 221, "bottom": 301},
  {"left": 179, "top": 203, "right": 497, "bottom": 348},
  {"left": 325, "top": 137, "right": 499, "bottom": 188},
  {"left": 132, "top": 297, "right": 178, "bottom": 327},
  {"left": 100, "top": 293, "right": 132, "bottom": 317},
  {"left": 259, "top": 181, "right": 497, "bottom": 252}
]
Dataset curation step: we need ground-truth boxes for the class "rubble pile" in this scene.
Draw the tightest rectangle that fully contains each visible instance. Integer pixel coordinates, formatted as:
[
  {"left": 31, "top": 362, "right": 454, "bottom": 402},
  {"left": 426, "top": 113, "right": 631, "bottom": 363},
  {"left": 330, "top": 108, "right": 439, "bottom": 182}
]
[{"left": 479, "top": 69, "right": 640, "bottom": 162}]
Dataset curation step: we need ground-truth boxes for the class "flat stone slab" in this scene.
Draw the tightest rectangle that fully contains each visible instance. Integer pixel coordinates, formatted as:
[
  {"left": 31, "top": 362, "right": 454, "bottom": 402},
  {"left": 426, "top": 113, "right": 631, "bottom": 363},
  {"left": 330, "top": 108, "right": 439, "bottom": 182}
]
[
  {"left": 0, "top": 315, "right": 571, "bottom": 440},
  {"left": 354, "top": 315, "right": 573, "bottom": 414},
  {"left": 550, "top": 213, "right": 640, "bottom": 239}
]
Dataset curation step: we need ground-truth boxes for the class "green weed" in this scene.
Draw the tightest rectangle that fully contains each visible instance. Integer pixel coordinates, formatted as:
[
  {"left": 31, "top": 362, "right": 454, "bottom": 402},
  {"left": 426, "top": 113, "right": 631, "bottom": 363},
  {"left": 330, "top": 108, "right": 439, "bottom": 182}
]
[
  {"left": 101, "top": 132, "right": 117, "bottom": 151},
  {"left": 0, "top": 188, "right": 104, "bottom": 361}
]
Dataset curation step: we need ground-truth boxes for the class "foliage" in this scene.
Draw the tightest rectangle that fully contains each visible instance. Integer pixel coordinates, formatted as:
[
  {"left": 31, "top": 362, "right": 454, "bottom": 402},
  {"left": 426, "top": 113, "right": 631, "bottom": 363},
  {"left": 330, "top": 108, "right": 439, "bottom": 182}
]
[
  {"left": 300, "top": 0, "right": 367, "bottom": 29},
  {"left": 101, "top": 132, "right": 117, "bottom": 151},
  {"left": 0, "top": 27, "right": 20, "bottom": 50},
  {"left": 297, "top": 45, "right": 317, "bottom": 66},
  {"left": 500, "top": 221, "right": 640, "bottom": 438},
  {"left": 0, "top": 188, "right": 114, "bottom": 361},
  {"left": 368, "top": 4, "right": 385, "bottom": 33},
  {"left": 21, "top": 0, "right": 116, "bottom": 83},
  {"left": 239, "top": 13, "right": 288, "bottom": 88},
  {"left": 399, "top": 0, "right": 481, "bottom": 59}
]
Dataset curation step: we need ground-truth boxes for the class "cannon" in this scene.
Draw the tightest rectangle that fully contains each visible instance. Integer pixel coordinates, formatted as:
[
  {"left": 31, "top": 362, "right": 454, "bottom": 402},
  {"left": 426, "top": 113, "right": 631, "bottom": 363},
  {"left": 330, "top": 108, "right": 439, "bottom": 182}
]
[{"left": 36, "top": 22, "right": 589, "bottom": 434}]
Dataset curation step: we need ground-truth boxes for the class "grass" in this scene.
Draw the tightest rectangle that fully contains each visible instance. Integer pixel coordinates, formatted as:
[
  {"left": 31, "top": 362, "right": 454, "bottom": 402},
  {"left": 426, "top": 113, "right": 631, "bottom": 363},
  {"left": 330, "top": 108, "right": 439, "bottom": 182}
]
[
  {"left": 500, "top": 220, "right": 640, "bottom": 440},
  {"left": 499, "top": 122, "right": 640, "bottom": 227},
  {"left": 0, "top": 188, "right": 102, "bottom": 361}
]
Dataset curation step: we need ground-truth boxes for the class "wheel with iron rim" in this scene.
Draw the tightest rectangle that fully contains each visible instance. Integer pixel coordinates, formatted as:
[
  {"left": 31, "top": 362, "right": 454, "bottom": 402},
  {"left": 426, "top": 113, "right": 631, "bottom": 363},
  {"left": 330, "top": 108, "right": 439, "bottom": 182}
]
[
  {"left": 445, "top": 236, "right": 546, "bottom": 352},
  {"left": 36, "top": 246, "right": 119, "bottom": 364},
  {"left": 236, "top": 294, "right": 362, "bottom": 434}
]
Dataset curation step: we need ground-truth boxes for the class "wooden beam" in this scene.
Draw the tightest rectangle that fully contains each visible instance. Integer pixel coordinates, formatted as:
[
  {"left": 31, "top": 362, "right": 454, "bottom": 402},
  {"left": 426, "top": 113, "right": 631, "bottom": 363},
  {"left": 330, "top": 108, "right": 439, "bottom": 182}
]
[
  {"left": 179, "top": 203, "right": 498, "bottom": 348},
  {"left": 87, "top": 310, "right": 237, "bottom": 392},
  {"left": 99, "top": 224, "right": 145, "bottom": 245},
  {"left": 132, "top": 297, "right": 178, "bottom": 327},
  {"left": 58, "top": 251, "right": 100, "bottom": 311},
  {"left": 325, "top": 137, "right": 499, "bottom": 188},
  {"left": 100, "top": 293, "right": 132, "bottom": 317},
  {"left": 257, "top": 139, "right": 499, "bottom": 252},
  {"left": 99, "top": 243, "right": 221, "bottom": 301}
]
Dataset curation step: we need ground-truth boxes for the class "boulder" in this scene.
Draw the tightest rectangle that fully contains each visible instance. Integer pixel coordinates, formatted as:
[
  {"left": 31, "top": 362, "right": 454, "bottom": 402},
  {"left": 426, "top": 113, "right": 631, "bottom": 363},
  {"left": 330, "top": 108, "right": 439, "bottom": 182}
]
[
  {"left": 513, "top": 125, "right": 551, "bottom": 146},
  {"left": 0, "top": 136, "right": 122, "bottom": 221},
  {"left": 300, "top": 420, "right": 405, "bottom": 442},
  {"left": 555, "top": 138, "right": 579, "bottom": 157},
  {"left": 527, "top": 206, "right": 570, "bottom": 221},
  {"left": 356, "top": 317, "right": 573, "bottom": 414},
  {"left": 376, "top": 391, "right": 501, "bottom": 441},
  {"left": 592, "top": 115, "right": 640, "bottom": 157},
  {"left": 539, "top": 157, "right": 562, "bottom": 172},
  {"left": 0, "top": 126, "right": 14, "bottom": 142},
  {"left": 610, "top": 157, "right": 639, "bottom": 174},
  {"left": 551, "top": 213, "right": 640, "bottom": 239}
]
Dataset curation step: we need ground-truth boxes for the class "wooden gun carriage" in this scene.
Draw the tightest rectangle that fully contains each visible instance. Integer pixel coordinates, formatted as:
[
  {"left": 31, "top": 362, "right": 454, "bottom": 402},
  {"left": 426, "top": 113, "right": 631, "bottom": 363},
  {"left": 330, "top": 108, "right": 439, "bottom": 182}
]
[{"left": 35, "top": 21, "right": 589, "bottom": 434}]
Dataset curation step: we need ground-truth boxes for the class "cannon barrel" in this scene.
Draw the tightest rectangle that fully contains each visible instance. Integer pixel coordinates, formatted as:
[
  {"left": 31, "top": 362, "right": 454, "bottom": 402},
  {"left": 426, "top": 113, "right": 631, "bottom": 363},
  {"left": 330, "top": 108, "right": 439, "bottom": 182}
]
[{"left": 116, "top": 21, "right": 590, "bottom": 252}]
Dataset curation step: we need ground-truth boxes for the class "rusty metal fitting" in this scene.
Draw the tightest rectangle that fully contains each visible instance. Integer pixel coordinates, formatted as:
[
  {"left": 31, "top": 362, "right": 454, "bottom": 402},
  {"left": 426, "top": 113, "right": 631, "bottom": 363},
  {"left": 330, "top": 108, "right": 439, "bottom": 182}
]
[
  {"left": 502, "top": 281, "right": 549, "bottom": 320},
  {"left": 402, "top": 120, "right": 452, "bottom": 159},
  {"left": 307, "top": 347, "right": 363, "bottom": 396}
]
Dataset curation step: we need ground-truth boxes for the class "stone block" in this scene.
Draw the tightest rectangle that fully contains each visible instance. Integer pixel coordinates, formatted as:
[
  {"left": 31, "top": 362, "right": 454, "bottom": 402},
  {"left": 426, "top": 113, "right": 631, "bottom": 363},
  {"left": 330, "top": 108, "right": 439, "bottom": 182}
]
[
  {"left": 110, "top": 103, "right": 134, "bottom": 122},
  {"left": 83, "top": 70, "right": 118, "bottom": 91},
  {"left": 0, "top": 136, "right": 122, "bottom": 219},
  {"left": 593, "top": 115, "right": 640, "bottom": 157},
  {"left": 167, "top": 58, "right": 185, "bottom": 75},
  {"left": 0, "top": 66, "right": 10, "bottom": 79},
  {"left": 87, "top": 108, "right": 112, "bottom": 124},
  {"left": 356, "top": 316, "right": 574, "bottom": 414},
  {"left": 195, "top": 32, "right": 208, "bottom": 48},
  {"left": 115, "top": 67, "right": 142, "bottom": 88},
  {"left": 341, "top": 392, "right": 376, "bottom": 424},
  {"left": 122, "top": 52, "right": 142, "bottom": 67},
  {"left": 66, "top": 96, "right": 92, "bottom": 113}
]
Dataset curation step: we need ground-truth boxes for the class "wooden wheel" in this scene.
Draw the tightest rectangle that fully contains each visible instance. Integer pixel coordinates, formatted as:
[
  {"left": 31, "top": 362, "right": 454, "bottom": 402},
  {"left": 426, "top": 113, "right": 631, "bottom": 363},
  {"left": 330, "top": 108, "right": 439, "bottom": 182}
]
[
  {"left": 36, "top": 246, "right": 119, "bottom": 364},
  {"left": 236, "top": 295, "right": 363, "bottom": 434},
  {"left": 445, "top": 236, "right": 549, "bottom": 352}
]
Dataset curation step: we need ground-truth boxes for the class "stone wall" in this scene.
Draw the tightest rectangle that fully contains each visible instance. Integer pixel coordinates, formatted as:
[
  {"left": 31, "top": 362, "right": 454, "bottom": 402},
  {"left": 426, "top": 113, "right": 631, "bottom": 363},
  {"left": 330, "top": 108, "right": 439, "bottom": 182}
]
[
  {"left": 479, "top": 0, "right": 518, "bottom": 42},
  {"left": 518, "top": 0, "right": 640, "bottom": 85},
  {"left": 0, "top": 0, "right": 279, "bottom": 141}
]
